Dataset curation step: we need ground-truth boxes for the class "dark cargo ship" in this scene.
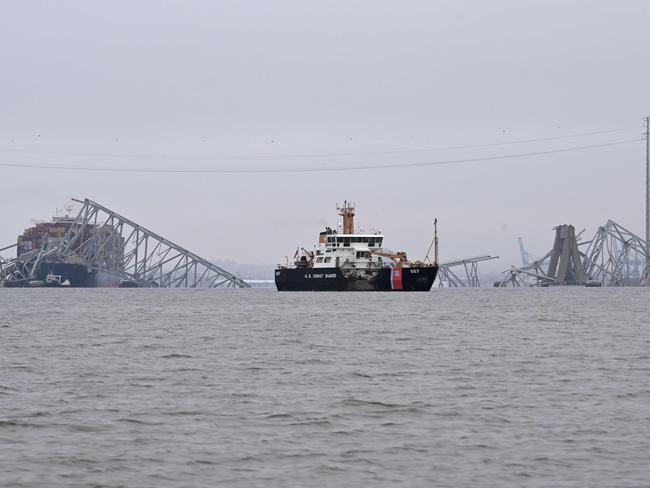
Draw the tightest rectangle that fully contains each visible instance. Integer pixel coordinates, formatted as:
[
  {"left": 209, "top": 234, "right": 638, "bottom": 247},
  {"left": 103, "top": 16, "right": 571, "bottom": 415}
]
[
  {"left": 6, "top": 211, "right": 120, "bottom": 287},
  {"left": 275, "top": 202, "right": 439, "bottom": 291}
]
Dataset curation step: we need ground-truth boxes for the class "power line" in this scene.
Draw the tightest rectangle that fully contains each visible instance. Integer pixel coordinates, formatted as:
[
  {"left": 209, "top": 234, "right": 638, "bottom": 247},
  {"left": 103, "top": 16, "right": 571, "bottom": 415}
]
[
  {"left": 0, "top": 126, "right": 641, "bottom": 161},
  {"left": 0, "top": 139, "right": 638, "bottom": 175}
]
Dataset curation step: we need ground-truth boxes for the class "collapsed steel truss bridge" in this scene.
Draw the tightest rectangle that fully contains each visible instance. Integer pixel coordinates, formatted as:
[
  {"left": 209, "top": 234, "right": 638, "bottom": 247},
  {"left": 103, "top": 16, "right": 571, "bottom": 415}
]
[
  {"left": 437, "top": 255, "right": 499, "bottom": 288},
  {"left": 495, "top": 220, "right": 649, "bottom": 287},
  {"left": 582, "top": 220, "right": 649, "bottom": 286},
  {"left": 1, "top": 198, "right": 250, "bottom": 288}
]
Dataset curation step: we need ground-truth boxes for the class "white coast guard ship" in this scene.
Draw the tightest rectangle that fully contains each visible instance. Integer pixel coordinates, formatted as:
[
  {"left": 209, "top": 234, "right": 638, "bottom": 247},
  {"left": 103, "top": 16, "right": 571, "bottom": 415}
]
[{"left": 275, "top": 202, "right": 439, "bottom": 291}]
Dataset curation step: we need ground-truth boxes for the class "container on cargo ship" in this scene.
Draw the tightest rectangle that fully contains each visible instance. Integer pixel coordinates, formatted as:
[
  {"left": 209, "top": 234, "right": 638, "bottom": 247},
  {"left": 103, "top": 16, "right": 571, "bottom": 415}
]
[{"left": 13, "top": 212, "right": 120, "bottom": 287}]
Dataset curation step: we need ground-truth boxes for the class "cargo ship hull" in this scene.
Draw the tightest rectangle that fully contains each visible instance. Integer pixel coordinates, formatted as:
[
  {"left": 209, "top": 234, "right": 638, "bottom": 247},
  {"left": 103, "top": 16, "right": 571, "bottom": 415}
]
[
  {"left": 3, "top": 262, "right": 120, "bottom": 288},
  {"left": 5, "top": 211, "right": 122, "bottom": 287},
  {"left": 38, "top": 262, "right": 95, "bottom": 287},
  {"left": 275, "top": 266, "right": 438, "bottom": 291}
]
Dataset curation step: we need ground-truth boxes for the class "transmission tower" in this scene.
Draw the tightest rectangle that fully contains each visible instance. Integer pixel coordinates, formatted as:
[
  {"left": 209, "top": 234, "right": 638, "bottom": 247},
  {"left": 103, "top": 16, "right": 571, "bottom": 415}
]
[{"left": 645, "top": 116, "right": 650, "bottom": 269}]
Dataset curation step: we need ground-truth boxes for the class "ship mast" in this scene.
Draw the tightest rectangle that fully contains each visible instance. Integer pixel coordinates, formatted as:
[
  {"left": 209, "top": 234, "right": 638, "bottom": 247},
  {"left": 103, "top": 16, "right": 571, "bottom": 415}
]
[
  {"left": 434, "top": 218, "right": 439, "bottom": 265},
  {"left": 338, "top": 201, "right": 355, "bottom": 234}
]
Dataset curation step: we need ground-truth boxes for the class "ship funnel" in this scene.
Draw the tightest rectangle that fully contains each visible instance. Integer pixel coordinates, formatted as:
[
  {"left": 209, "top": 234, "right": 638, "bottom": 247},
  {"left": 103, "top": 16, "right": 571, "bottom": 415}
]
[{"left": 338, "top": 201, "right": 355, "bottom": 234}]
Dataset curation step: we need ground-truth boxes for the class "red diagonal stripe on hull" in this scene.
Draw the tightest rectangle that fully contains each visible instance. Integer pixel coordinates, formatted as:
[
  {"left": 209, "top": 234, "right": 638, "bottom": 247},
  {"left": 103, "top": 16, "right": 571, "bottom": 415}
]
[{"left": 391, "top": 268, "right": 403, "bottom": 290}]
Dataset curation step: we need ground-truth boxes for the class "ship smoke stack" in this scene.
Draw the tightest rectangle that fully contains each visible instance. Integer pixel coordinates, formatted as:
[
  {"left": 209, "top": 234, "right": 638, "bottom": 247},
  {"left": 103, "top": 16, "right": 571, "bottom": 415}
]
[{"left": 338, "top": 201, "right": 355, "bottom": 234}]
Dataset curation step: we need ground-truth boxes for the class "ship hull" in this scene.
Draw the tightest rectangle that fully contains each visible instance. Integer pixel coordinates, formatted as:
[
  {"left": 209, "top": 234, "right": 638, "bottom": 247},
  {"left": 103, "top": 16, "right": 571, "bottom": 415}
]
[
  {"left": 38, "top": 262, "right": 95, "bottom": 287},
  {"left": 275, "top": 266, "right": 438, "bottom": 291},
  {"left": 2, "top": 263, "right": 94, "bottom": 288},
  {"left": 24, "top": 262, "right": 120, "bottom": 288}
]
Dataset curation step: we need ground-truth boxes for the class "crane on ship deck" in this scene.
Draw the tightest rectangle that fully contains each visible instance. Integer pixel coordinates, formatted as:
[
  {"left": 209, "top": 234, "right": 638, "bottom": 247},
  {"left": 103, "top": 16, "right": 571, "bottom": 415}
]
[{"left": 369, "top": 250, "right": 409, "bottom": 265}]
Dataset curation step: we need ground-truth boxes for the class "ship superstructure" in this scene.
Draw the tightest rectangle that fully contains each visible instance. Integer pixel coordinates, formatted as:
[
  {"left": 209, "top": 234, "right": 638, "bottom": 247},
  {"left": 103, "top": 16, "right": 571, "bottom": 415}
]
[{"left": 275, "top": 202, "right": 439, "bottom": 291}]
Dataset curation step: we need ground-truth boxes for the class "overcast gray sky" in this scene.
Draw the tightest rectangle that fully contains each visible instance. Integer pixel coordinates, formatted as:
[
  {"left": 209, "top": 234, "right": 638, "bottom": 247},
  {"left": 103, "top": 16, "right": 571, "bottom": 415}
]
[{"left": 1, "top": 1, "right": 649, "bottom": 271}]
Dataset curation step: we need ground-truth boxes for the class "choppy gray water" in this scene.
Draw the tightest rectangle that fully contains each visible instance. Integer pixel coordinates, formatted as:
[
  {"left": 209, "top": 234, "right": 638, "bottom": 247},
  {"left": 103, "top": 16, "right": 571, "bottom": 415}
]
[{"left": 1, "top": 288, "right": 649, "bottom": 487}]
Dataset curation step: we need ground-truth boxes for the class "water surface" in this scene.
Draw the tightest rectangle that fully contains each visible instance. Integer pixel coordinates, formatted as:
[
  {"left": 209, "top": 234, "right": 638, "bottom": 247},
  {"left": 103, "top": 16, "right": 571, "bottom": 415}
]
[{"left": 1, "top": 288, "right": 649, "bottom": 487}]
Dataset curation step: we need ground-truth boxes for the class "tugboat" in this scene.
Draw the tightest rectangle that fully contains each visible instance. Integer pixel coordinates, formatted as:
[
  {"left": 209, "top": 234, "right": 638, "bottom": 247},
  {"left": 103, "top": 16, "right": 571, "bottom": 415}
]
[{"left": 275, "top": 202, "right": 439, "bottom": 291}]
